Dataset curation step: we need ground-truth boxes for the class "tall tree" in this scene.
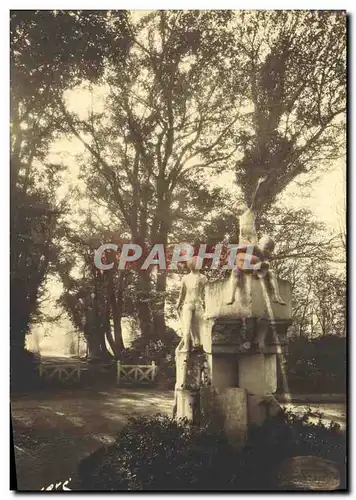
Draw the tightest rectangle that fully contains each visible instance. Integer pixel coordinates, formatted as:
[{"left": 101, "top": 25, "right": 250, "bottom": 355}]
[
  {"left": 58, "top": 11, "right": 243, "bottom": 336},
  {"left": 13, "top": 10, "right": 346, "bottom": 344},
  {"left": 57, "top": 217, "right": 144, "bottom": 359},
  {"left": 10, "top": 10, "right": 130, "bottom": 366},
  {"left": 230, "top": 10, "right": 346, "bottom": 210},
  {"left": 11, "top": 9, "right": 130, "bottom": 189},
  {"left": 10, "top": 187, "right": 61, "bottom": 357},
  {"left": 259, "top": 205, "right": 345, "bottom": 338}
]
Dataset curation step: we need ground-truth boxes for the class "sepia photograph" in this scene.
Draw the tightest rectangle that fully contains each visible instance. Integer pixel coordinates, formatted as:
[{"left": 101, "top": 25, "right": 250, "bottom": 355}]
[{"left": 10, "top": 8, "right": 347, "bottom": 492}]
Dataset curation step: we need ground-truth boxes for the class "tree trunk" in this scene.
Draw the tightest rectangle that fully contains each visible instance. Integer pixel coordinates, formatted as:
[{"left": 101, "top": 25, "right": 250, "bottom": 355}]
[
  {"left": 103, "top": 316, "right": 117, "bottom": 359},
  {"left": 153, "top": 270, "right": 167, "bottom": 335},
  {"left": 106, "top": 270, "right": 124, "bottom": 357},
  {"left": 150, "top": 218, "right": 170, "bottom": 337},
  {"left": 136, "top": 269, "right": 153, "bottom": 338},
  {"left": 110, "top": 292, "right": 124, "bottom": 353}
]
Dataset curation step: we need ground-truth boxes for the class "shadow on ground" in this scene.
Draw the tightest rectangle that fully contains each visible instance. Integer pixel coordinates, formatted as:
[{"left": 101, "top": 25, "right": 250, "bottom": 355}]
[
  {"left": 11, "top": 387, "right": 346, "bottom": 491},
  {"left": 11, "top": 387, "right": 174, "bottom": 490}
]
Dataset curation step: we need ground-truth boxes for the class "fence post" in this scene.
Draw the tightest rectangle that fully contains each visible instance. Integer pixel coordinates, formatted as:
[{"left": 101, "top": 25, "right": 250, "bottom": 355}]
[
  {"left": 116, "top": 361, "right": 121, "bottom": 385},
  {"left": 151, "top": 361, "right": 156, "bottom": 381}
]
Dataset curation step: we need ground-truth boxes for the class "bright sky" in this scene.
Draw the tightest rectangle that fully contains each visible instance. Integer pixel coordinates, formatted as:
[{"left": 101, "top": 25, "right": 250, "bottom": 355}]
[
  {"left": 282, "top": 160, "right": 345, "bottom": 231},
  {"left": 213, "top": 160, "right": 345, "bottom": 234}
]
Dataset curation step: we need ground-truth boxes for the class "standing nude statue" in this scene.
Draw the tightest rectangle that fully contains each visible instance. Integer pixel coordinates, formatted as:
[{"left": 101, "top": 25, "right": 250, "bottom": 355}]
[
  {"left": 173, "top": 256, "right": 208, "bottom": 396},
  {"left": 226, "top": 176, "right": 286, "bottom": 306},
  {"left": 176, "top": 256, "right": 207, "bottom": 352}
]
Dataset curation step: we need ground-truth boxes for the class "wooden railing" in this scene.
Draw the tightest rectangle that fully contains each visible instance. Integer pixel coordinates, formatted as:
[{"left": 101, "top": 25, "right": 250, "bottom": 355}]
[
  {"left": 37, "top": 359, "right": 158, "bottom": 386},
  {"left": 38, "top": 362, "right": 83, "bottom": 383},
  {"left": 116, "top": 361, "right": 158, "bottom": 385},
  {"left": 37, "top": 359, "right": 115, "bottom": 384}
]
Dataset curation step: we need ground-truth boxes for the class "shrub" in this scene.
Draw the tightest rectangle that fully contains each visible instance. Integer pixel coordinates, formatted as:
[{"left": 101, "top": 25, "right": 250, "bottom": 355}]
[
  {"left": 121, "top": 327, "right": 179, "bottom": 387},
  {"left": 285, "top": 336, "right": 346, "bottom": 393},
  {"left": 246, "top": 408, "right": 346, "bottom": 489},
  {"left": 10, "top": 348, "right": 41, "bottom": 393},
  {"left": 74, "top": 409, "right": 346, "bottom": 491},
  {"left": 76, "top": 414, "right": 236, "bottom": 491}
]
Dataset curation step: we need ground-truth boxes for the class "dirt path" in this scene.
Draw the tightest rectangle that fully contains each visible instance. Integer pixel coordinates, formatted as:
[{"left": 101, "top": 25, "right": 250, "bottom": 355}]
[{"left": 12, "top": 388, "right": 174, "bottom": 490}]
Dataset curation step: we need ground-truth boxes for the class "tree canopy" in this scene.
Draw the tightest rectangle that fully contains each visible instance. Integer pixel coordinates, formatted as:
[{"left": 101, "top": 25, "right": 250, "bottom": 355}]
[{"left": 10, "top": 10, "right": 347, "bottom": 363}]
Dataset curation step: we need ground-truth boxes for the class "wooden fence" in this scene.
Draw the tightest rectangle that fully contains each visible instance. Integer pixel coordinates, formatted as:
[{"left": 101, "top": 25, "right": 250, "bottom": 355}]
[
  {"left": 116, "top": 361, "right": 158, "bottom": 385},
  {"left": 38, "top": 362, "right": 83, "bottom": 383},
  {"left": 36, "top": 359, "right": 158, "bottom": 386}
]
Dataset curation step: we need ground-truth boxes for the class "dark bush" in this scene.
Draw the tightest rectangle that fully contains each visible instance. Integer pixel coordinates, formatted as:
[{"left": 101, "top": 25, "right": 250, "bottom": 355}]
[
  {"left": 121, "top": 327, "right": 179, "bottom": 387},
  {"left": 76, "top": 414, "right": 237, "bottom": 491},
  {"left": 246, "top": 408, "right": 346, "bottom": 489},
  {"left": 285, "top": 336, "right": 346, "bottom": 394},
  {"left": 10, "top": 348, "right": 40, "bottom": 393},
  {"left": 74, "top": 409, "right": 346, "bottom": 491}
]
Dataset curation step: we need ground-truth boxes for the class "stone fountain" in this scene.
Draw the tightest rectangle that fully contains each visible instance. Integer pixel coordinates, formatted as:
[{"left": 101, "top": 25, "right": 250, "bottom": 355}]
[{"left": 173, "top": 177, "right": 293, "bottom": 448}]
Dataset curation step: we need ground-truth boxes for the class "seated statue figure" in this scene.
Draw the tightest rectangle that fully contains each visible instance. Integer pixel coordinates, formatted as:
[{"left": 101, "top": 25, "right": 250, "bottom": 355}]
[{"left": 226, "top": 176, "right": 286, "bottom": 306}]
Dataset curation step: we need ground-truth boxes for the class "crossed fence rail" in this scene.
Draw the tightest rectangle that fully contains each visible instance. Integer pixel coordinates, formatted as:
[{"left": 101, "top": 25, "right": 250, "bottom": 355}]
[
  {"left": 36, "top": 359, "right": 158, "bottom": 385},
  {"left": 116, "top": 361, "right": 158, "bottom": 385},
  {"left": 38, "top": 361, "right": 83, "bottom": 383}
]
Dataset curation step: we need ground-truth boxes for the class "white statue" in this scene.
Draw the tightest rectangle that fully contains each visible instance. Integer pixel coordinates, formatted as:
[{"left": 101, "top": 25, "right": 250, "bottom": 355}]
[
  {"left": 227, "top": 176, "right": 286, "bottom": 306},
  {"left": 238, "top": 176, "right": 266, "bottom": 245},
  {"left": 176, "top": 256, "right": 207, "bottom": 352}
]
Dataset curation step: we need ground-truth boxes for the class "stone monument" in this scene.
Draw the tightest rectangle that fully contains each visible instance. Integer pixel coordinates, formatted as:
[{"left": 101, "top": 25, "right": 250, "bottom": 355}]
[
  {"left": 173, "top": 256, "right": 208, "bottom": 421},
  {"left": 174, "top": 176, "right": 292, "bottom": 449}
]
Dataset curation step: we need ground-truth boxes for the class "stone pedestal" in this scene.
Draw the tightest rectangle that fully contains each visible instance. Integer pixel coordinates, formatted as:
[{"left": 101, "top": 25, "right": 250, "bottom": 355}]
[
  {"left": 205, "top": 353, "right": 238, "bottom": 388},
  {"left": 174, "top": 273, "right": 292, "bottom": 449},
  {"left": 238, "top": 353, "right": 277, "bottom": 393},
  {"left": 201, "top": 274, "right": 292, "bottom": 447},
  {"left": 174, "top": 388, "right": 200, "bottom": 422},
  {"left": 204, "top": 275, "right": 292, "bottom": 323},
  {"left": 173, "top": 347, "right": 207, "bottom": 423},
  {"left": 200, "top": 387, "right": 248, "bottom": 448}
]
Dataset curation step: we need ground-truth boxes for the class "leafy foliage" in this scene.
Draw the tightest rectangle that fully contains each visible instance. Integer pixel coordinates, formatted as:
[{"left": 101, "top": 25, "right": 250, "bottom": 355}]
[
  {"left": 11, "top": 10, "right": 346, "bottom": 354},
  {"left": 10, "top": 184, "right": 62, "bottom": 354},
  {"left": 121, "top": 327, "right": 180, "bottom": 386},
  {"left": 74, "top": 410, "right": 346, "bottom": 491},
  {"left": 56, "top": 11, "right": 244, "bottom": 335},
  {"left": 10, "top": 348, "right": 40, "bottom": 392},
  {"left": 231, "top": 11, "right": 346, "bottom": 211},
  {"left": 285, "top": 336, "right": 346, "bottom": 393},
  {"left": 11, "top": 10, "right": 130, "bottom": 99}
]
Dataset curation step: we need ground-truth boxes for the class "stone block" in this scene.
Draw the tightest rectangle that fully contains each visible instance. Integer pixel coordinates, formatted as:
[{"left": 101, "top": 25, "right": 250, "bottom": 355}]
[
  {"left": 200, "top": 386, "right": 248, "bottom": 449},
  {"left": 205, "top": 275, "right": 292, "bottom": 321},
  {"left": 175, "top": 348, "right": 206, "bottom": 390},
  {"left": 205, "top": 353, "right": 238, "bottom": 388},
  {"left": 264, "top": 354, "right": 278, "bottom": 393},
  {"left": 204, "top": 317, "right": 291, "bottom": 356},
  {"left": 174, "top": 388, "right": 200, "bottom": 423},
  {"left": 247, "top": 392, "right": 282, "bottom": 425},
  {"left": 238, "top": 353, "right": 277, "bottom": 393}
]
